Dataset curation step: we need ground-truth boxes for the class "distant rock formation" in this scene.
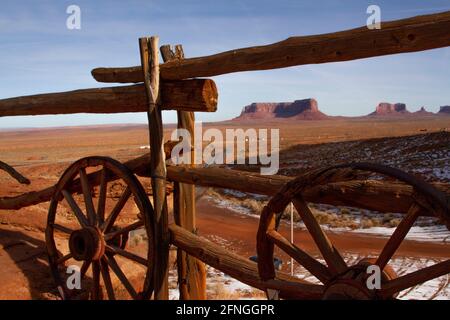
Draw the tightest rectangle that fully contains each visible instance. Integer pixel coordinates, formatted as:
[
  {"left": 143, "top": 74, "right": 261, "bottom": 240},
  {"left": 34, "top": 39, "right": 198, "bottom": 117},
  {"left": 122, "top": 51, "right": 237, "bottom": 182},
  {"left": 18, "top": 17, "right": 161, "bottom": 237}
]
[
  {"left": 414, "top": 107, "right": 433, "bottom": 115},
  {"left": 234, "top": 98, "right": 329, "bottom": 120},
  {"left": 438, "top": 106, "right": 450, "bottom": 114},
  {"left": 370, "top": 102, "right": 409, "bottom": 116}
]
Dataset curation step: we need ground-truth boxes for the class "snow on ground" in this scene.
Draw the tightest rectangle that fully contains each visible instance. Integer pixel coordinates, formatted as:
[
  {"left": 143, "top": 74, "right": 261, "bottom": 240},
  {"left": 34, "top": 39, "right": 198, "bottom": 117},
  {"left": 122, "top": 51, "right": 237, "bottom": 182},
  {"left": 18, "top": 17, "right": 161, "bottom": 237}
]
[
  {"left": 389, "top": 257, "right": 449, "bottom": 300},
  {"left": 350, "top": 225, "right": 450, "bottom": 243},
  {"left": 168, "top": 265, "right": 264, "bottom": 300},
  {"left": 168, "top": 251, "right": 449, "bottom": 300},
  {"left": 292, "top": 253, "right": 450, "bottom": 300},
  {"left": 207, "top": 195, "right": 450, "bottom": 243}
]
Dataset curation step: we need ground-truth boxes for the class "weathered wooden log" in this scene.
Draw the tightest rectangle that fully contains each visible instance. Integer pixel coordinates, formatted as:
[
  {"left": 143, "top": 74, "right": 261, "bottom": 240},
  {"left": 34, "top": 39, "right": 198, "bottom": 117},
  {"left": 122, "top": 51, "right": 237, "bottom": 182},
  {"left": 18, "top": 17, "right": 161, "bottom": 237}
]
[
  {"left": 140, "top": 36, "right": 169, "bottom": 300},
  {"left": 1, "top": 155, "right": 448, "bottom": 216},
  {"left": 162, "top": 44, "right": 206, "bottom": 300},
  {"left": 169, "top": 224, "right": 323, "bottom": 299},
  {"left": 163, "top": 166, "right": 448, "bottom": 216},
  {"left": 0, "top": 161, "right": 30, "bottom": 185},
  {"left": 92, "top": 11, "right": 450, "bottom": 82},
  {"left": 0, "top": 80, "right": 217, "bottom": 117},
  {"left": 0, "top": 145, "right": 172, "bottom": 210}
]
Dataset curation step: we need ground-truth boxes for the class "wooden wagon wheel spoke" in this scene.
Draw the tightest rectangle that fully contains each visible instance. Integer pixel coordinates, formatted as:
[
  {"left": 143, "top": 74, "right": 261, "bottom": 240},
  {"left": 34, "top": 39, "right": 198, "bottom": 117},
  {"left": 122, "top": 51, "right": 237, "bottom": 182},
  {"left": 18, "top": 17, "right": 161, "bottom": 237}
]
[
  {"left": 106, "top": 244, "right": 148, "bottom": 266},
  {"left": 92, "top": 261, "right": 101, "bottom": 300},
  {"left": 376, "top": 202, "right": 422, "bottom": 270},
  {"left": 46, "top": 156, "right": 155, "bottom": 300},
  {"left": 62, "top": 189, "right": 89, "bottom": 228},
  {"left": 56, "top": 253, "right": 73, "bottom": 265},
  {"left": 105, "top": 254, "right": 138, "bottom": 299},
  {"left": 79, "top": 168, "right": 97, "bottom": 226},
  {"left": 293, "top": 196, "right": 347, "bottom": 275},
  {"left": 104, "top": 220, "right": 144, "bottom": 241},
  {"left": 380, "top": 259, "right": 450, "bottom": 298},
  {"left": 100, "top": 257, "right": 116, "bottom": 300},
  {"left": 102, "top": 186, "right": 132, "bottom": 233},
  {"left": 267, "top": 230, "right": 331, "bottom": 283},
  {"left": 97, "top": 167, "right": 108, "bottom": 225},
  {"left": 80, "top": 260, "right": 91, "bottom": 280},
  {"left": 51, "top": 223, "right": 74, "bottom": 234}
]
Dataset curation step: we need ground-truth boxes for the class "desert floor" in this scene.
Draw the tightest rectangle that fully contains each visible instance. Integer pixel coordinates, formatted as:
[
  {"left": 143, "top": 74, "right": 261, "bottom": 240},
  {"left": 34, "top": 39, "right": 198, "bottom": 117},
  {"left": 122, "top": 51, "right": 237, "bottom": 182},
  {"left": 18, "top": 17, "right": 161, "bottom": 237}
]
[{"left": 0, "top": 116, "right": 449, "bottom": 299}]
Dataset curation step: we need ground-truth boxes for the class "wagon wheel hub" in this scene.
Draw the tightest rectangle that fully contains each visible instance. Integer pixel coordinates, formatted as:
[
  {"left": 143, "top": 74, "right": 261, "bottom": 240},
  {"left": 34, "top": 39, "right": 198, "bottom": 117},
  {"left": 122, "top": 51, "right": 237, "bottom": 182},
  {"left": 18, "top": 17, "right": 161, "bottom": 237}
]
[
  {"left": 69, "top": 227, "right": 105, "bottom": 261},
  {"left": 323, "top": 259, "right": 398, "bottom": 300}
]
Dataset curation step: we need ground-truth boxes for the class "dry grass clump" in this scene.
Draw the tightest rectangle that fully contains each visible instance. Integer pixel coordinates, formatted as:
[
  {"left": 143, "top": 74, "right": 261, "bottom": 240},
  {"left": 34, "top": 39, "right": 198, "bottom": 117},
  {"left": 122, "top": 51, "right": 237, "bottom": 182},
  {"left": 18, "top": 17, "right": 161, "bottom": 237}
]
[
  {"left": 207, "top": 282, "right": 267, "bottom": 300},
  {"left": 241, "top": 198, "right": 267, "bottom": 214},
  {"left": 207, "top": 283, "right": 242, "bottom": 300},
  {"left": 359, "top": 218, "right": 375, "bottom": 229},
  {"left": 311, "top": 211, "right": 359, "bottom": 229}
]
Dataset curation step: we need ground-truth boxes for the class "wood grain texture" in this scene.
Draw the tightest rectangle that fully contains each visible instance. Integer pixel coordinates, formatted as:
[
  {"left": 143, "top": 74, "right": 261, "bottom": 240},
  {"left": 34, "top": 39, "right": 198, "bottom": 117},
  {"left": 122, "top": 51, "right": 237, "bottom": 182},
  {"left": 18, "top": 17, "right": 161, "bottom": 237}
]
[
  {"left": 162, "top": 44, "right": 206, "bottom": 300},
  {"left": 0, "top": 160, "right": 30, "bottom": 184},
  {"left": 0, "top": 80, "right": 217, "bottom": 117},
  {"left": 140, "top": 36, "right": 169, "bottom": 300},
  {"left": 293, "top": 196, "right": 347, "bottom": 275},
  {"left": 256, "top": 206, "right": 276, "bottom": 281},
  {"left": 376, "top": 202, "right": 422, "bottom": 270},
  {"left": 162, "top": 165, "right": 448, "bottom": 216},
  {"left": 92, "top": 11, "right": 450, "bottom": 82},
  {"left": 1, "top": 157, "right": 448, "bottom": 217}
]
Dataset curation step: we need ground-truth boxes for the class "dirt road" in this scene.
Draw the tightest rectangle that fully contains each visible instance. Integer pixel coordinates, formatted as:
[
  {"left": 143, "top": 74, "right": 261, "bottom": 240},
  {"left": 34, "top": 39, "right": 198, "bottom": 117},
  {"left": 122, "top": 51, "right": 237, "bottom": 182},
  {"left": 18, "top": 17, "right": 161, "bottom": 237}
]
[{"left": 196, "top": 198, "right": 450, "bottom": 265}]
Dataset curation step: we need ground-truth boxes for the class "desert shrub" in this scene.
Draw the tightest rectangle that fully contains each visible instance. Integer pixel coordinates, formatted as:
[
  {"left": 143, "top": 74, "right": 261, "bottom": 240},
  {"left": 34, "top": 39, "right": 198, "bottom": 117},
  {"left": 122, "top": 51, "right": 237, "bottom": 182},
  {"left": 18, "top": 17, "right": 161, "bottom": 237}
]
[
  {"left": 208, "top": 283, "right": 241, "bottom": 300},
  {"left": 279, "top": 206, "right": 301, "bottom": 222},
  {"left": 313, "top": 211, "right": 336, "bottom": 225},
  {"left": 241, "top": 198, "right": 267, "bottom": 215},
  {"left": 387, "top": 218, "right": 402, "bottom": 228},
  {"left": 360, "top": 218, "right": 374, "bottom": 229},
  {"left": 382, "top": 213, "right": 394, "bottom": 224}
]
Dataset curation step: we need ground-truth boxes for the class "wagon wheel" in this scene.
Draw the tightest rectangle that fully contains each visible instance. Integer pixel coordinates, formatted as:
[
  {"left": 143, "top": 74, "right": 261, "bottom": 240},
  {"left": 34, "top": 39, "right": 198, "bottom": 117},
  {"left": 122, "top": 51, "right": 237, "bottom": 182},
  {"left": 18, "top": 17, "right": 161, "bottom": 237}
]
[
  {"left": 257, "top": 162, "right": 450, "bottom": 300},
  {"left": 46, "top": 156, "right": 155, "bottom": 300}
]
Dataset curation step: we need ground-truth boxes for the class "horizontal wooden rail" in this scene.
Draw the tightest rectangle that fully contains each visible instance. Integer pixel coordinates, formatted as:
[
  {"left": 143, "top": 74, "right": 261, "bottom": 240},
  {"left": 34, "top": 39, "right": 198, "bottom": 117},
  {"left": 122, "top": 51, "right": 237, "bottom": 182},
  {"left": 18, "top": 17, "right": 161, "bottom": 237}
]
[
  {"left": 0, "top": 161, "right": 30, "bottom": 185},
  {"left": 0, "top": 79, "right": 217, "bottom": 117},
  {"left": 163, "top": 166, "right": 448, "bottom": 216},
  {"left": 0, "top": 148, "right": 174, "bottom": 210},
  {"left": 92, "top": 11, "right": 450, "bottom": 82},
  {"left": 1, "top": 153, "right": 448, "bottom": 216},
  {"left": 169, "top": 224, "right": 323, "bottom": 299}
]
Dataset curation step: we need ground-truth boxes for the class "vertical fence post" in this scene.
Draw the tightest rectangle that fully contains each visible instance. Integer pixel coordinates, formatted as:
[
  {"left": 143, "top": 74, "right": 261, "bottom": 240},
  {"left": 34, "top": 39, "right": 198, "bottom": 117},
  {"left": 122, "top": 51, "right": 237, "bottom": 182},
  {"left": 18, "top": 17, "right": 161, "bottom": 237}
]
[
  {"left": 290, "top": 202, "right": 294, "bottom": 276},
  {"left": 139, "top": 36, "right": 169, "bottom": 300},
  {"left": 161, "top": 44, "right": 206, "bottom": 300}
]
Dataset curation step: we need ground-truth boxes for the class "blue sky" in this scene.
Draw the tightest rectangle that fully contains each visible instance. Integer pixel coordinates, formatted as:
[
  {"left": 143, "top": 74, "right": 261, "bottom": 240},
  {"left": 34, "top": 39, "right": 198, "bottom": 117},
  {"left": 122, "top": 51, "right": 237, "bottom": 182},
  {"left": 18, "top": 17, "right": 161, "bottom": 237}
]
[{"left": 0, "top": 0, "right": 449, "bottom": 128}]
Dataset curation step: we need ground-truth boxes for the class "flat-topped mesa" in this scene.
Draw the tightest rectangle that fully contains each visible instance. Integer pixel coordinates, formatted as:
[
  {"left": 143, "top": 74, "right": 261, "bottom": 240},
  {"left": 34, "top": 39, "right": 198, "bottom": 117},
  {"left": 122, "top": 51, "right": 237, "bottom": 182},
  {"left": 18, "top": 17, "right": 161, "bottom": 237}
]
[
  {"left": 370, "top": 102, "right": 409, "bottom": 116},
  {"left": 439, "top": 106, "right": 450, "bottom": 114},
  {"left": 235, "top": 98, "right": 328, "bottom": 120}
]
